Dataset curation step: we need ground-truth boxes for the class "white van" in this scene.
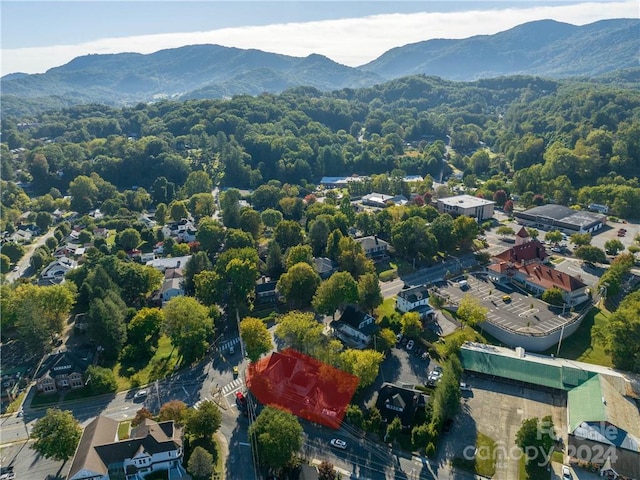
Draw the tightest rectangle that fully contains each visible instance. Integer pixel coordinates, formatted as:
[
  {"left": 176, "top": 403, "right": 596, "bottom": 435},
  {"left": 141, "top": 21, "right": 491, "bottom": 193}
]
[{"left": 458, "top": 280, "right": 469, "bottom": 290}]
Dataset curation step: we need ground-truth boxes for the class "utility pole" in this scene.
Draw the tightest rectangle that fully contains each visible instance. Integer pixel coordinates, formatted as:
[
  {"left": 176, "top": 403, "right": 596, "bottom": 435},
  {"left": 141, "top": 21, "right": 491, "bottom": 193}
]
[{"left": 556, "top": 324, "right": 565, "bottom": 357}]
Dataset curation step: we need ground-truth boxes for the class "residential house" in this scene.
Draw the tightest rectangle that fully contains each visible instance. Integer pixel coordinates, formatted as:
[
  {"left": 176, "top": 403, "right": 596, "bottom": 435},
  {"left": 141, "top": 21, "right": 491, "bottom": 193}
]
[
  {"left": 255, "top": 277, "right": 278, "bottom": 305},
  {"left": 39, "top": 256, "right": 78, "bottom": 284},
  {"left": 375, "top": 383, "right": 429, "bottom": 428},
  {"left": 150, "top": 268, "right": 184, "bottom": 306},
  {"left": 319, "top": 176, "right": 368, "bottom": 189},
  {"left": 7, "top": 229, "right": 32, "bottom": 244},
  {"left": 35, "top": 350, "right": 92, "bottom": 394},
  {"left": 67, "top": 416, "right": 186, "bottom": 480},
  {"left": 146, "top": 255, "right": 191, "bottom": 274},
  {"left": 92, "top": 227, "right": 108, "bottom": 238},
  {"left": 331, "top": 306, "right": 378, "bottom": 349},
  {"left": 354, "top": 236, "right": 389, "bottom": 260},
  {"left": 314, "top": 257, "right": 338, "bottom": 280},
  {"left": 162, "top": 219, "right": 196, "bottom": 243},
  {"left": 396, "top": 285, "right": 436, "bottom": 321}
]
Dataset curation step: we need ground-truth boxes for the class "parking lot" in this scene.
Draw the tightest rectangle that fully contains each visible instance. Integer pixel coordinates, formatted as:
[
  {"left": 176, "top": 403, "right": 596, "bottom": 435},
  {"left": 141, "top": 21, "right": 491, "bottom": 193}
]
[
  {"left": 439, "top": 273, "right": 572, "bottom": 335},
  {"left": 439, "top": 376, "right": 567, "bottom": 480}
]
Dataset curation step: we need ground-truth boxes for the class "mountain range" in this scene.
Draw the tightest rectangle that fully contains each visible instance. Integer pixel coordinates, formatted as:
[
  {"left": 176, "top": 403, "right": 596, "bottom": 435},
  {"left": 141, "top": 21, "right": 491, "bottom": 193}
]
[{"left": 2, "top": 18, "right": 638, "bottom": 115}]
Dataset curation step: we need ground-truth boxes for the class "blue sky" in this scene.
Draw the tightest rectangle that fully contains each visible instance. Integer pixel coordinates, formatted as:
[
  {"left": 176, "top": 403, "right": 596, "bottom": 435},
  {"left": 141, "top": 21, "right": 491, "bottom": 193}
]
[{"left": 1, "top": 0, "right": 637, "bottom": 75}]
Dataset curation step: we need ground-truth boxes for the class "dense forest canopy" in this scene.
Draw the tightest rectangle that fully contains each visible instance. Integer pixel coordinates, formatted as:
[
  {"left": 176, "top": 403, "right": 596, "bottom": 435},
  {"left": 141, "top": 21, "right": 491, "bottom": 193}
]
[{"left": 2, "top": 73, "right": 640, "bottom": 227}]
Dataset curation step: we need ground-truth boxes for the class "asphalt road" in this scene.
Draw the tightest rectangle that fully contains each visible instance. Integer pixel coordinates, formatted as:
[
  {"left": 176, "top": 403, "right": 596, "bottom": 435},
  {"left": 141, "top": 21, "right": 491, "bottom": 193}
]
[{"left": 5, "top": 227, "right": 56, "bottom": 283}]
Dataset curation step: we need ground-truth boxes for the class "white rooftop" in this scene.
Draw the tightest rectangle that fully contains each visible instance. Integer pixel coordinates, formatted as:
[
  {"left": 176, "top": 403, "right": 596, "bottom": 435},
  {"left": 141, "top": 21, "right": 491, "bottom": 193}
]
[{"left": 438, "top": 194, "right": 495, "bottom": 208}]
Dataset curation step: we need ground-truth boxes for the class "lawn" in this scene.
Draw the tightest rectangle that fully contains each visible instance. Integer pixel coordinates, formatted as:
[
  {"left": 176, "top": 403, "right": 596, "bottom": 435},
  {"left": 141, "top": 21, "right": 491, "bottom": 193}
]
[
  {"left": 518, "top": 455, "right": 549, "bottom": 480},
  {"left": 113, "top": 335, "right": 180, "bottom": 390},
  {"left": 374, "top": 297, "right": 397, "bottom": 321},
  {"left": 434, "top": 325, "right": 491, "bottom": 358},
  {"left": 452, "top": 432, "right": 497, "bottom": 477},
  {"left": 118, "top": 421, "right": 131, "bottom": 440},
  {"left": 543, "top": 307, "right": 612, "bottom": 367}
]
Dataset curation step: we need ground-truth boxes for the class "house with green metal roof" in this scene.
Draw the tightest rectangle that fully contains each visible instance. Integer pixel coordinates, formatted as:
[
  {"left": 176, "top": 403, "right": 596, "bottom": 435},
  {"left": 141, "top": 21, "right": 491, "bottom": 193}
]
[{"left": 567, "top": 375, "right": 640, "bottom": 479}]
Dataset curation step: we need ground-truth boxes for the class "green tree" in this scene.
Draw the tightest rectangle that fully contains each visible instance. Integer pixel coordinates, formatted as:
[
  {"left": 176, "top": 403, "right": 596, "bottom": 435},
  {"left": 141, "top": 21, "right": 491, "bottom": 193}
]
[
  {"left": 183, "top": 251, "right": 213, "bottom": 295},
  {"left": 31, "top": 409, "right": 82, "bottom": 462},
  {"left": 163, "top": 296, "right": 214, "bottom": 364},
  {"left": 225, "top": 257, "right": 259, "bottom": 310},
  {"left": 308, "top": 218, "right": 331, "bottom": 256},
  {"left": 155, "top": 202, "right": 168, "bottom": 225},
  {"left": 544, "top": 230, "right": 563, "bottom": 244},
  {"left": 188, "top": 446, "right": 214, "bottom": 480},
  {"left": 431, "top": 357, "right": 462, "bottom": 429},
  {"left": 570, "top": 232, "right": 592, "bottom": 247},
  {"left": 265, "top": 240, "right": 284, "bottom": 278},
  {"left": 604, "top": 239, "right": 625, "bottom": 256},
  {"left": 249, "top": 407, "right": 303, "bottom": 471},
  {"left": 240, "top": 316, "right": 273, "bottom": 362},
  {"left": 285, "top": 244, "right": 314, "bottom": 270},
  {"left": 224, "top": 228, "right": 254, "bottom": 249},
  {"left": 0, "top": 254, "right": 10, "bottom": 273},
  {"left": 2, "top": 242, "right": 25, "bottom": 263},
  {"left": 274, "top": 220, "right": 304, "bottom": 250},
  {"left": 340, "top": 349, "right": 383, "bottom": 388},
  {"left": 601, "top": 291, "right": 640, "bottom": 372},
  {"left": 35, "top": 211, "right": 53, "bottom": 231},
  {"left": 126, "top": 307, "right": 163, "bottom": 354},
  {"left": 515, "top": 416, "right": 555, "bottom": 472},
  {"left": 239, "top": 208, "right": 263, "bottom": 240},
  {"left": 541, "top": 287, "right": 564, "bottom": 306},
  {"left": 400, "top": 311, "right": 423, "bottom": 338},
  {"left": 392, "top": 217, "right": 437, "bottom": 262},
  {"left": 261, "top": 208, "right": 283, "bottom": 230},
  {"left": 87, "top": 290, "right": 128, "bottom": 360},
  {"left": 184, "top": 400, "right": 222, "bottom": 440},
  {"left": 574, "top": 245, "right": 607, "bottom": 264},
  {"left": 453, "top": 215, "right": 479, "bottom": 249},
  {"left": 86, "top": 365, "right": 117, "bottom": 394},
  {"left": 275, "top": 311, "right": 324, "bottom": 355},
  {"left": 194, "top": 270, "right": 223, "bottom": 306},
  {"left": 182, "top": 171, "right": 212, "bottom": 197},
  {"left": 375, "top": 328, "right": 397, "bottom": 352},
  {"left": 169, "top": 200, "right": 189, "bottom": 222},
  {"left": 172, "top": 242, "right": 190, "bottom": 256},
  {"left": 457, "top": 294, "right": 488, "bottom": 327},
  {"left": 357, "top": 272, "right": 383, "bottom": 313},
  {"left": 386, "top": 417, "right": 403, "bottom": 444},
  {"left": 196, "top": 218, "right": 225, "bottom": 256},
  {"left": 312, "top": 271, "right": 359, "bottom": 318},
  {"left": 189, "top": 192, "right": 215, "bottom": 219},
  {"left": 496, "top": 225, "right": 515, "bottom": 238},
  {"left": 220, "top": 188, "right": 241, "bottom": 228},
  {"left": 277, "top": 262, "right": 320, "bottom": 308},
  {"left": 117, "top": 228, "right": 142, "bottom": 251},
  {"left": 429, "top": 214, "right": 456, "bottom": 252}
]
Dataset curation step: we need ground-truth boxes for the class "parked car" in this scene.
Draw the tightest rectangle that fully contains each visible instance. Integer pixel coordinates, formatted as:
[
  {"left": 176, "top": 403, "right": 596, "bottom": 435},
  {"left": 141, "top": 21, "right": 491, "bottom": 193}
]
[
  {"left": 460, "top": 382, "right": 472, "bottom": 392},
  {"left": 133, "top": 389, "right": 148, "bottom": 400},
  {"left": 330, "top": 438, "right": 347, "bottom": 450},
  {"left": 421, "top": 352, "right": 429, "bottom": 361},
  {"left": 396, "top": 333, "right": 403, "bottom": 343},
  {"left": 228, "top": 345, "right": 235, "bottom": 355},
  {"left": 562, "top": 465, "right": 572, "bottom": 479},
  {"left": 406, "top": 340, "right": 414, "bottom": 351},
  {"left": 502, "top": 295, "right": 511, "bottom": 302},
  {"left": 233, "top": 366, "right": 239, "bottom": 377}
]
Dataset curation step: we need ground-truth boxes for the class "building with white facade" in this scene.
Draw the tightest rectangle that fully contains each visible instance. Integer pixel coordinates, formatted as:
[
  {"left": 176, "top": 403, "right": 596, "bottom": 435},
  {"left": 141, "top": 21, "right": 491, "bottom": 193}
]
[
  {"left": 436, "top": 195, "right": 495, "bottom": 220},
  {"left": 67, "top": 416, "right": 185, "bottom": 480}
]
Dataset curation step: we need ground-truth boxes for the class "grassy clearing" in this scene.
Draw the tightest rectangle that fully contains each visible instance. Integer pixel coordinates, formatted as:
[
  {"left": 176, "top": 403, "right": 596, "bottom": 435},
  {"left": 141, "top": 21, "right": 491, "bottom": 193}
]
[
  {"left": 374, "top": 297, "right": 397, "bottom": 321},
  {"left": 118, "top": 421, "right": 131, "bottom": 440},
  {"left": 544, "top": 307, "right": 612, "bottom": 367},
  {"left": 113, "top": 335, "right": 179, "bottom": 390},
  {"left": 30, "top": 392, "right": 61, "bottom": 407},
  {"left": 5, "top": 392, "right": 26, "bottom": 413},
  {"left": 434, "top": 325, "right": 490, "bottom": 358},
  {"left": 549, "top": 256, "right": 565, "bottom": 265},
  {"left": 452, "top": 433, "right": 497, "bottom": 477}
]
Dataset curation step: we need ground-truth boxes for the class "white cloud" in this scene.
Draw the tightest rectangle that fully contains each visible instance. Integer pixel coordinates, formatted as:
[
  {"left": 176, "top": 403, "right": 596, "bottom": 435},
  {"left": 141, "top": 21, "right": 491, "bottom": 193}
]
[{"left": 2, "top": 0, "right": 637, "bottom": 75}]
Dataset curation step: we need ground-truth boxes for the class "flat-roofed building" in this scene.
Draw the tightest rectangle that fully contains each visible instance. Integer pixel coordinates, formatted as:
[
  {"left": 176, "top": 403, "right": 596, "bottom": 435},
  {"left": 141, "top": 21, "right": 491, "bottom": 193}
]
[
  {"left": 515, "top": 204, "right": 606, "bottom": 235},
  {"left": 436, "top": 195, "right": 495, "bottom": 220}
]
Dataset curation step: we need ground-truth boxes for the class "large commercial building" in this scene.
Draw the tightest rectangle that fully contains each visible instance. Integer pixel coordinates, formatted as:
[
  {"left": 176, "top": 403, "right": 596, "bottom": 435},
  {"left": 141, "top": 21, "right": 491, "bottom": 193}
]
[
  {"left": 436, "top": 195, "right": 495, "bottom": 220},
  {"left": 514, "top": 204, "right": 607, "bottom": 235}
]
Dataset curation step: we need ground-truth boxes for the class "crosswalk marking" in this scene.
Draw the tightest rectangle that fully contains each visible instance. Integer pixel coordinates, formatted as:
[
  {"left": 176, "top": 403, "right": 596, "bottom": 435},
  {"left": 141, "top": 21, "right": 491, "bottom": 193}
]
[
  {"left": 222, "top": 377, "right": 244, "bottom": 395},
  {"left": 219, "top": 337, "right": 240, "bottom": 352}
]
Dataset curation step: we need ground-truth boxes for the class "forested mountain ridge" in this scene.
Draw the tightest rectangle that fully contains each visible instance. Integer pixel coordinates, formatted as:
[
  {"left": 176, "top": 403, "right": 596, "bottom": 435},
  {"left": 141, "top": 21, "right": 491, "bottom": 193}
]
[
  {"left": 2, "top": 73, "right": 639, "bottom": 221},
  {"left": 361, "top": 18, "right": 639, "bottom": 80},
  {"left": 2, "top": 18, "right": 638, "bottom": 117}
]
